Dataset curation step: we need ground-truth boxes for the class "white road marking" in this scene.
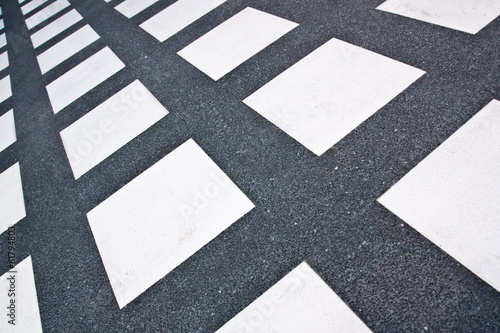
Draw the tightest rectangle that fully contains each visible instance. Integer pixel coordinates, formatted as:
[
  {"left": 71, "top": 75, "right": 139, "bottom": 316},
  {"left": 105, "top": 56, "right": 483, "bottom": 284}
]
[
  {"left": 0, "top": 163, "right": 26, "bottom": 234},
  {"left": 115, "top": 0, "right": 161, "bottom": 19},
  {"left": 0, "top": 33, "right": 7, "bottom": 48},
  {"left": 21, "top": 0, "right": 49, "bottom": 16},
  {"left": 379, "top": 99, "right": 500, "bottom": 293},
  {"left": 30, "top": 9, "right": 83, "bottom": 49},
  {"left": 0, "top": 51, "right": 8, "bottom": 71},
  {"left": 243, "top": 37, "right": 425, "bottom": 155},
  {"left": 178, "top": 7, "right": 298, "bottom": 80},
  {"left": 140, "top": 0, "right": 227, "bottom": 42},
  {"left": 25, "top": 0, "right": 71, "bottom": 30},
  {"left": 0, "top": 110, "right": 16, "bottom": 153},
  {"left": 46, "top": 47, "right": 125, "bottom": 114},
  {"left": 87, "top": 138, "right": 255, "bottom": 308},
  {"left": 0, "top": 75, "right": 12, "bottom": 103}
]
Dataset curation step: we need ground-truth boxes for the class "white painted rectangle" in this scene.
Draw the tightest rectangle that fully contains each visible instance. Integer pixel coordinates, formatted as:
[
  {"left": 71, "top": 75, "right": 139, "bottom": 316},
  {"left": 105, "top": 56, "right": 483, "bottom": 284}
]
[
  {"left": 243, "top": 37, "right": 425, "bottom": 155},
  {"left": 21, "top": 0, "right": 49, "bottom": 16},
  {"left": 178, "top": 7, "right": 298, "bottom": 80},
  {"left": 31, "top": 9, "right": 83, "bottom": 49},
  {"left": 377, "top": 0, "right": 500, "bottom": 34},
  {"left": 26, "top": 0, "right": 71, "bottom": 30},
  {"left": 0, "top": 163, "right": 26, "bottom": 234},
  {"left": 217, "top": 262, "right": 372, "bottom": 333},
  {"left": 378, "top": 100, "right": 500, "bottom": 293},
  {"left": 140, "top": 0, "right": 227, "bottom": 42},
  {"left": 0, "top": 110, "right": 16, "bottom": 153},
  {"left": 60, "top": 80, "right": 168, "bottom": 179},
  {"left": 87, "top": 138, "right": 255, "bottom": 308},
  {"left": 0, "top": 19, "right": 4, "bottom": 31},
  {"left": 115, "top": 0, "right": 161, "bottom": 18},
  {"left": 37, "top": 25, "right": 100, "bottom": 74},
  {"left": 0, "top": 75, "right": 12, "bottom": 103},
  {"left": 46, "top": 47, "right": 125, "bottom": 113},
  {"left": 0, "top": 33, "right": 6, "bottom": 48},
  {"left": 0, "top": 51, "right": 8, "bottom": 71}
]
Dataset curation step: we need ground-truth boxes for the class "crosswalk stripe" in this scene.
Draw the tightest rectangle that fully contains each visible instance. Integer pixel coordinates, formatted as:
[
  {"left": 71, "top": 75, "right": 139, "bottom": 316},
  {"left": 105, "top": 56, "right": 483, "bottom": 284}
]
[
  {"left": 60, "top": 80, "right": 168, "bottom": 179},
  {"left": 19, "top": 0, "right": 27, "bottom": 4},
  {"left": 87, "top": 138, "right": 255, "bottom": 309},
  {"left": 378, "top": 99, "right": 500, "bottom": 293},
  {"left": 0, "top": 19, "right": 4, "bottom": 31},
  {"left": 115, "top": 0, "right": 161, "bottom": 19},
  {"left": 25, "top": 0, "right": 71, "bottom": 30},
  {"left": 377, "top": 0, "right": 500, "bottom": 34},
  {"left": 0, "top": 33, "right": 6, "bottom": 48},
  {"left": 139, "top": 0, "right": 228, "bottom": 42},
  {"left": 0, "top": 109, "right": 16, "bottom": 153},
  {"left": 46, "top": 46, "right": 125, "bottom": 113},
  {"left": 0, "top": 51, "right": 8, "bottom": 71},
  {"left": 0, "top": 163, "right": 26, "bottom": 235},
  {"left": 30, "top": 8, "right": 83, "bottom": 49},
  {"left": 178, "top": 7, "right": 299, "bottom": 81},
  {"left": 21, "top": 0, "right": 49, "bottom": 16},
  {"left": 36, "top": 24, "right": 100, "bottom": 74},
  {"left": 217, "top": 262, "right": 372, "bottom": 333},
  {"left": 243, "top": 37, "right": 425, "bottom": 156},
  {"left": 0, "top": 74, "right": 12, "bottom": 103},
  {"left": 0, "top": 256, "right": 43, "bottom": 333}
]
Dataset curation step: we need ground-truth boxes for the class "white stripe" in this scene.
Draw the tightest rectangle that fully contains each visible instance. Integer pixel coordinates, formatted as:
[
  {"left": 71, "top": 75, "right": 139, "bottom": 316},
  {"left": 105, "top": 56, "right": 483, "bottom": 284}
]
[
  {"left": 0, "top": 19, "right": 4, "bottom": 31},
  {"left": 31, "top": 9, "right": 83, "bottom": 49},
  {"left": 0, "top": 75, "right": 12, "bottom": 103},
  {"left": 243, "top": 37, "right": 425, "bottom": 155},
  {"left": 25, "top": 0, "right": 71, "bottom": 30},
  {"left": 217, "top": 262, "right": 372, "bottom": 333},
  {"left": 140, "top": 0, "right": 227, "bottom": 42},
  {"left": 0, "top": 110, "right": 16, "bottom": 153},
  {"left": 87, "top": 138, "right": 254, "bottom": 308},
  {"left": 379, "top": 99, "right": 500, "bottom": 293},
  {"left": 60, "top": 80, "right": 168, "bottom": 179},
  {"left": 0, "top": 33, "right": 6, "bottom": 48},
  {"left": 0, "top": 257, "right": 43, "bottom": 333},
  {"left": 0, "top": 51, "right": 8, "bottom": 71},
  {"left": 21, "top": 0, "right": 49, "bottom": 16},
  {"left": 46, "top": 47, "right": 125, "bottom": 113},
  {"left": 115, "top": 0, "right": 161, "bottom": 18},
  {"left": 0, "top": 163, "right": 26, "bottom": 234},
  {"left": 178, "top": 7, "right": 298, "bottom": 80},
  {"left": 37, "top": 25, "right": 100, "bottom": 74}
]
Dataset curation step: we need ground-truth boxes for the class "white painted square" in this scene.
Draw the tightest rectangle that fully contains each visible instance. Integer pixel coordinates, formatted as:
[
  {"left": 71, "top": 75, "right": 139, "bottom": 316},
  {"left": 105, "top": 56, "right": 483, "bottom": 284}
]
[
  {"left": 217, "top": 262, "right": 372, "bottom": 333},
  {"left": 0, "top": 110, "right": 16, "bottom": 153},
  {"left": 0, "top": 256, "right": 43, "bottom": 333},
  {"left": 46, "top": 47, "right": 125, "bottom": 114},
  {"left": 21, "top": 0, "right": 49, "bottom": 16},
  {"left": 115, "top": 0, "right": 161, "bottom": 19},
  {"left": 140, "top": 0, "right": 227, "bottom": 42},
  {"left": 0, "top": 33, "right": 6, "bottom": 48},
  {"left": 31, "top": 9, "right": 83, "bottom": 49},
  {"left": 243, "top": 37, "right": 425, "bottom": 156},
  {"left": 377, "top": 0, "right": 500, "bottom": 34},
  {"left": 0, "top": 163, "right": 26, "bottom": 234},
  {"left": 26, "top": 0, "right": 71, "bottom": 30},
  {"left": 37, "top": 25, "right": 100, "bottom": 74},
  {"left": 178, "top": 7, "right": 298, "bottom": 81},
  {"left": 0, "top": 51, "right": 8, "bottom": 71},
  {"left": 60, "top": 80, "right": 168, "bottom": 179},
  {"left": 378, "top": 100, "right": 500, "bottom": 293},
  {"left": 87, "top": 139, "right": 255, "bottom": 308},
  {"left": 0, "top": 75, "right": 12, "bottom": 103}
]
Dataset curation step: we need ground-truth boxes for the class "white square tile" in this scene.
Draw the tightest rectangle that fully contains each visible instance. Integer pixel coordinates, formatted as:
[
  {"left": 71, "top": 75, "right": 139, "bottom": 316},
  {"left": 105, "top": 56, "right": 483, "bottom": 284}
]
[
  {"left": 115, "top": 0, "right": 161, "bottom": 19},
  {"left": 377, "top": 0, "right": 500, "bottom": 34},
  {"left": 0, "top": 256, "right": 43, "bottom": 333},
  {"left": 46, "top": 47, "right": 125, "bottom": 114},
  {"left": 0, "top": 75, "right": 12, "bottom": 103},
  {"left": 217, "top": 262, "right": 372, "bottom": 333},
  {"left": 140, "top": 0, "right": 227, "bottom": 42},
  {"left": 178, "top": 7, "right": 298, "bottom": 80},
  {"left": 21, "top": 0, "right": 49, "bottom": 16},
  {"left": 37, "top": 25, "right": 100, "bottom": 74},
  {"left": 26, "top": 0, "right": 71, "bottom": 30},
  {"left": 378, "top": 100, "right": 500, "bottom": 293},
  {"left": 0, "top": 51, "right": 8, "bottom": 71},
  {"left": 60, "top": 80, "right": 168, "bottom": 179},
  {"left": 87, "top": 139, "right": 255, "bottom": 308},
  {"left": 0, "top": 110, "right": 16, "bottom": 153},
  {"left": 243, "top": 37, "right": 425, "bottom": 155},
  {"left": 0, "top": 163, "right": 26, "bottom": 234},
  {"left": 31, "top": 9, "right": 83, "bottom": 49},
  {"left": 0, "top": 33, "right": 6, "bottom": 48}
]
